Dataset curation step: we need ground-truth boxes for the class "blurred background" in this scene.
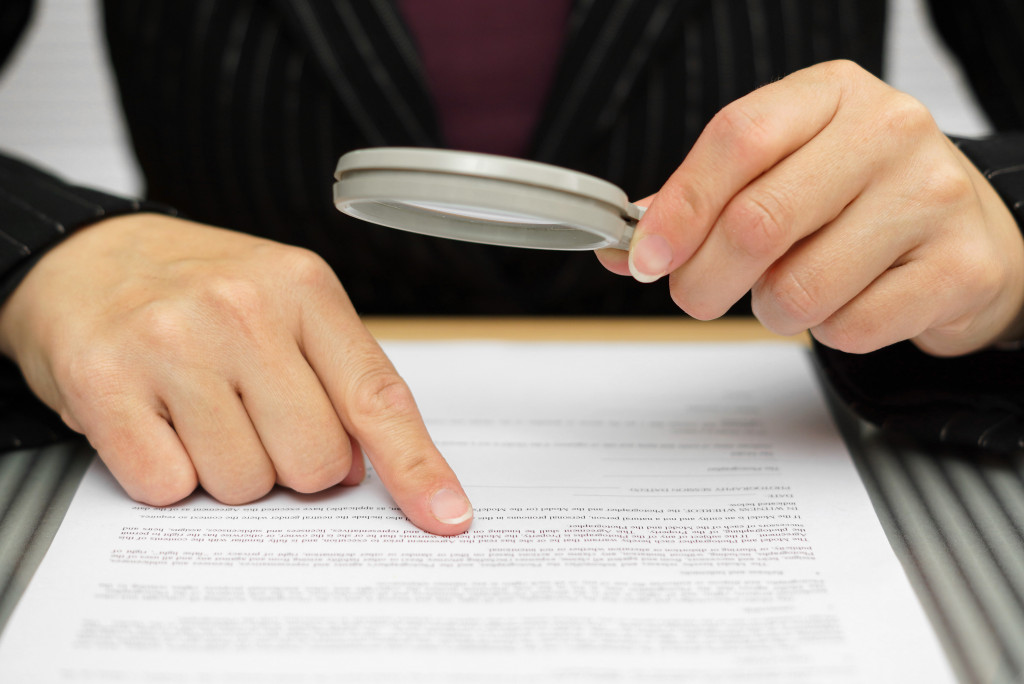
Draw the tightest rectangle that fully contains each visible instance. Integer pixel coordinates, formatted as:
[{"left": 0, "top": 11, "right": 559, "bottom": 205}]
[{"left": 0, "top": 0, "right": 994, "bottom": 199}]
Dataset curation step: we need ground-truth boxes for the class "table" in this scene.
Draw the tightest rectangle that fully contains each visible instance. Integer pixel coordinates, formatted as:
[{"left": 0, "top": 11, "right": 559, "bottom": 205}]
[{"left": 1, "top": 317, "right": 1021, "bottom": 683}]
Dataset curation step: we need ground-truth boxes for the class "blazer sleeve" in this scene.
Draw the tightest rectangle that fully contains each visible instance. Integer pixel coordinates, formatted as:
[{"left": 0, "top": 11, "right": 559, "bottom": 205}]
[
  {"left": 0, "top": 154, "right": 179, "bottom": 450},
  {"left": 0, "top": 0, "right": 31, "bottom": 71},
  {"left": 923, "top": 0, "right": 1024, "bottom": 131},
  {"left": 812, "top": 0, "right": 1024, "bottom": 455}
]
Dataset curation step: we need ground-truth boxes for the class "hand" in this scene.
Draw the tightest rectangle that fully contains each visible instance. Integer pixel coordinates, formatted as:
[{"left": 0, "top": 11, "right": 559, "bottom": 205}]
[
  {"left": 0, "top": 214, "right": 473, "bottom": 534},
  {"left": 598, "top": 60, "right": 1024, "bottom": 357}
]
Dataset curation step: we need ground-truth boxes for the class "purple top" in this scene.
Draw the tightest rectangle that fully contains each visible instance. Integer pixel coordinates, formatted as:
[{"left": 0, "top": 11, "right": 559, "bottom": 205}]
[{"left": 398, "top": 0, "right": 572, "bottom": 157}]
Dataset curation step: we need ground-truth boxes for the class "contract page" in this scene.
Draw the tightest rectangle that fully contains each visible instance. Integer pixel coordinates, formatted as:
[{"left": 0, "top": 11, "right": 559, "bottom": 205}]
[{"left": 0, "top": 341, "right": 955, "bottom": 683}]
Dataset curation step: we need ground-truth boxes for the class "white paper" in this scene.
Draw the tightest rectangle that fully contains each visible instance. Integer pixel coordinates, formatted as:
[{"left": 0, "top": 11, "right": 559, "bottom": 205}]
[{"left": 0, "top": 341, "right": 955, "bottom": 683}]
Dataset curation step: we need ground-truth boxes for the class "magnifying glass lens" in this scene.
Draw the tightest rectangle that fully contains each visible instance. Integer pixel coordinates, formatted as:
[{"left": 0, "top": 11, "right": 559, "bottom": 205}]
[{"left": 401, "top": 201, "right": 552, "bottom": 225}]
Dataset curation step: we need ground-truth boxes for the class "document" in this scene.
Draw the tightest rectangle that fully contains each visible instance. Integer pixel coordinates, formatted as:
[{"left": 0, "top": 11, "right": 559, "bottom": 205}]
[{"left": 0, "top": 341, "right": 955, "bottom": 683}]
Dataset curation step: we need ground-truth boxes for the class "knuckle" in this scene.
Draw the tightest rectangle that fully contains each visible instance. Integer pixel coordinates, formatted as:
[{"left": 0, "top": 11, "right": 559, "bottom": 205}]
[
  {"left": 954, "top": 245, "right": 998, "bottom": 291},
  {"left": 59, "top": 409, "right": 84, "bottom": 434},
  {"left": 819, "top": 59, "right": 864, "bottom": 84},
  {"left": 877, "top": 91, "right": 934, "bottom": 139},
  {"left": 927, "top": 315, "right": 975, "bottom": 344},
  {"left": 286, "top": 467, "right": 345, "bottom": 495},
  {"left": 393, "top": 452, "right": 433, "bottom": 481},
  {"left": 207, "top": 473, "right": 276, "bottom": 506},
  {"left": 283, "top": 447, "right": 353, "bottom": 494},
  {"left": 94, "top": 430, "right": 200, "bottom": 507},
  {"left": 348, "top": 368, "right": 418, "bottom": 424},
  {"left": 812, "top": 315, "right": 882, "bottom": 355},
  {"left": 57, "top": 344, "right": 127, "bottom": 404},
  {"left": 197, "top": 274, "right": 267, "bottom": 323},
  {"left": 925, "top": 238, "right": 994, "bottom": 299},
  {"left": 720, "top": 191, "right": 791, "bottom": 261},
  {"left": 667, "top": 273, "right": 722, "bottom": 320},
  {"left": 279, "top": 247, "right": 336, "bottom": 290},
  {"left": 933, "top": 245, "right": 1002, "bottom": 323},
  {"left": 136, "top": 276, "right": 271, "bottom": 353},
  {"left": 973, "top": 259, "right": 1004, "bottom": 302},
  {"left": 654, "top": 183, "right": 709, "bottom": 233},
  {"left": 134, "top": 302, "right": 199, "bottom": 355},
  {"left": 920, "top": 164, "right": 973, "bottom": 211},
  {"left": 129, "top": 468, "right": 198, "bottom": 507},
  {"left": 707, "top": 102, "right": 776, "bottom": 159},
  {"left": 670, "top": 287, "right": 722, "bottom": 321},
  {"left": 754, "top": 269, "right": 822, "bottom": 331}
]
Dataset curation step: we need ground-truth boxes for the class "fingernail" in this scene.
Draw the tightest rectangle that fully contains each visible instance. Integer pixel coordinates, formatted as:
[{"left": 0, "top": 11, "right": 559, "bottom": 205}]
[
  {"left": 629, "top": 234, "right": 673, "bottom": 283},
  {"left": 430, "top": 488, "right": 473, "bottom": 525}
]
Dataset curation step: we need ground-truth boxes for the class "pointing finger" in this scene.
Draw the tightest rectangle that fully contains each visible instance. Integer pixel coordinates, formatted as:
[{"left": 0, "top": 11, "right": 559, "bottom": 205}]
[{"left": 299, "top": 268, "right": 472, "bottom": 536}]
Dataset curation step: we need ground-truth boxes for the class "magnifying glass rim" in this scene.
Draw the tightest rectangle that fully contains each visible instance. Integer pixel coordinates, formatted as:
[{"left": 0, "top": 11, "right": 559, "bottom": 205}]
[
  {"left": 333, "top": 148, "right": 641, "bottom": 251},
  {"left": 336, "top": 169, "right": 633, "bottom": 250},
  {"left": 335, "top": 147, "right": 640, "bottom": 219}
]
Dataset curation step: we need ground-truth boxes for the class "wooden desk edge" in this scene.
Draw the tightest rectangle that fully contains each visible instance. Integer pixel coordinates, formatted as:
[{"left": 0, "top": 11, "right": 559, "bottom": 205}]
[{"left": 363, "top": 316, "right": 810, "bottom": 345}]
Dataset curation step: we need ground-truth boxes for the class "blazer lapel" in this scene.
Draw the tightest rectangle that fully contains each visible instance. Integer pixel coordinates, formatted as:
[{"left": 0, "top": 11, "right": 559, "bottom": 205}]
[
  {"left": 271, "top": 0, "right": 691, "bottom": 160},
  {"left": 271, "top": 0, "right": 441, "bottom": 147},
  {"left": 531, "top": 0, "right": 694, "bottom": 166}
]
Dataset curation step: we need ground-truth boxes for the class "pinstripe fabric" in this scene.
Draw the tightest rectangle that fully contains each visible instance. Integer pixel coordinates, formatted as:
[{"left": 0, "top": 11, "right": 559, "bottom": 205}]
[
  {"left": 955, "top": 135, "right": 1024, "bottom": 277},
  {"left": 0, "top": 0, "right": 30, "bottom": 70},
  {"left": 816, "top": 335, "right": 1024, "bottom": 456},
  {"left": 0, "top": 154, "right": 176, "bottom": 299},
  {"left": 0, "top": 156, "right": 105, "bottom": 272},
  {"left": 928, "top": 0, "right": 1024, "bottom": 132},
  {"left": 821, "top": 387, "right": 1024, "bottom": 684},
  {"left": 274, "top": 0, "right": 439, "bottom": 147}
]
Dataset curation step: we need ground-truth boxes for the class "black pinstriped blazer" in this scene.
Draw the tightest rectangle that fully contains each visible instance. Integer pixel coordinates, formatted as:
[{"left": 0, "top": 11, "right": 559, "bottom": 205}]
[{"left": 1, "top": 0, "right": 1024, "bottom": 451}]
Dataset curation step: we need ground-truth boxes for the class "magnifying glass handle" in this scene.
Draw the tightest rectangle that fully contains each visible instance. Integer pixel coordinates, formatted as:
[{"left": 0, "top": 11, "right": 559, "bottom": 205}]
[
  {"left": 615, "top": 223, "right": 636, "bottom": 250},
  {"left": 613, "top": 204, "right": 645, "bottom": 250}
]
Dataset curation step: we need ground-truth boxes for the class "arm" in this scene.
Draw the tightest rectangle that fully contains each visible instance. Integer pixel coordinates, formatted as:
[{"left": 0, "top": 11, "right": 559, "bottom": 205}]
[
  {"left": 0, "top": 3, "right": 472, "bottom": 532},
  {"left": 0, "top": 157, "right": 473, "bottom": 535},
  {"left": 814, "top": 0, "right": 1024, "bottom": 451},
  {"left": 0, "top": 153, "right": 173, "bottom": 450}
]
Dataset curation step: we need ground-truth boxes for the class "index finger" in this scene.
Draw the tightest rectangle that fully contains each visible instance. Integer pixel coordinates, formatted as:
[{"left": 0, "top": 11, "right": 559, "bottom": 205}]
[
  {"left": 628, "top": 61, "right": 849, "bottom": 283},
  {"left": 300, "top": 285, "right": 473, "bottom": 536}
]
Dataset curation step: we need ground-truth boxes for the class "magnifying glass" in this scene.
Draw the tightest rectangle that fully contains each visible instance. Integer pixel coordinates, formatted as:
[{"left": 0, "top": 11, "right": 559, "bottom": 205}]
[{"left": 333, "top": 147, "right": 643, "bottom": 251}]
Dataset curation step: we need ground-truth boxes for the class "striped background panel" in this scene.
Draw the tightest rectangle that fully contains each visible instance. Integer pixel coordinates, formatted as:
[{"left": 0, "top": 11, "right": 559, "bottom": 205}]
[
  {"left": 1, "top": 406, "right": 1022, "bottom": 684},
  {"left": 822, "top": 388, "right": 1024, "bottom": 684}
]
